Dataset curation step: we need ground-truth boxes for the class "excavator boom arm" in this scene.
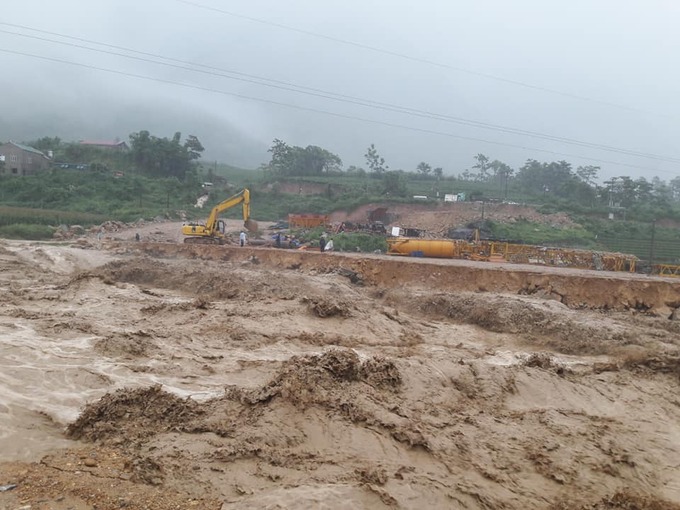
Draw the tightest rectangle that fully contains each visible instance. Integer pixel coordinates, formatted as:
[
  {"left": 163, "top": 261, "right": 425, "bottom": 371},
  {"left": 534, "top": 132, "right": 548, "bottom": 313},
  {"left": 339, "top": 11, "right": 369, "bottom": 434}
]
[{"left": 205, "top": 189, "right": 251, "bottom": 233}]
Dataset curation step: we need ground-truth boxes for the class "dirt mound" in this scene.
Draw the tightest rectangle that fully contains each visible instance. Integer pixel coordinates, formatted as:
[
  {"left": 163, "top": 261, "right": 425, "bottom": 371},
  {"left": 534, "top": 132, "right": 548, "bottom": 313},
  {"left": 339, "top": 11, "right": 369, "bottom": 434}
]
[
  {"left": 67, "top": 385, "right": 202, "bottom": 442},
  {"left": 331, "top": 202, "right": 577, "bottom": 235}
]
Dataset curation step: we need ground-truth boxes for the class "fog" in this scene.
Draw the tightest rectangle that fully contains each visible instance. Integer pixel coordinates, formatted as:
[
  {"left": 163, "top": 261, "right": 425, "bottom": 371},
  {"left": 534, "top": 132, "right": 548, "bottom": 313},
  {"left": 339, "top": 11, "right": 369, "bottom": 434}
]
[{"left": 0, "top": 0, "right": 678, "bottom": 180}]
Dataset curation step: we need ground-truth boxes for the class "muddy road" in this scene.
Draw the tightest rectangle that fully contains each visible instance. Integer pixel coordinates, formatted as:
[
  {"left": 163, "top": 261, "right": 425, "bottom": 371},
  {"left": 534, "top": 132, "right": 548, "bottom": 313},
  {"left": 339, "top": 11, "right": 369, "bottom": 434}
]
[{"left": 1, "top": 237, "right": 680, "bottom": 510}]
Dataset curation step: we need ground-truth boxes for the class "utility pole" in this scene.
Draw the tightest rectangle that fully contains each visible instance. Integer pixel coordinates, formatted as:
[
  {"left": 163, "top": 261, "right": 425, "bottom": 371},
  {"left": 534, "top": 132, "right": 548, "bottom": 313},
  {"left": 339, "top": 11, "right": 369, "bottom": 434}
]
[{"left": 649, "top": 220, "right": 656, "bottom": 272}]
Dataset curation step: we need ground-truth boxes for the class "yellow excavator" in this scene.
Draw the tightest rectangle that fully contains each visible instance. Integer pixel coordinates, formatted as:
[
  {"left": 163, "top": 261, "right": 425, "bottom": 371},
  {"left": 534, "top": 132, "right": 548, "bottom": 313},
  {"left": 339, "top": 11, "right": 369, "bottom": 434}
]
[{"left": 182, "top": 188, "right": 258, "bottom": 244}]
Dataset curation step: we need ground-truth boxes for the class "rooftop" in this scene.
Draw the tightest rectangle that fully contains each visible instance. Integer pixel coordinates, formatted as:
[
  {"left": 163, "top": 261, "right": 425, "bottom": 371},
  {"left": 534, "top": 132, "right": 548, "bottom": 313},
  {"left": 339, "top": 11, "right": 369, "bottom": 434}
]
[{"left": 6, "top": 141, "right": 48, "bottom": 157}]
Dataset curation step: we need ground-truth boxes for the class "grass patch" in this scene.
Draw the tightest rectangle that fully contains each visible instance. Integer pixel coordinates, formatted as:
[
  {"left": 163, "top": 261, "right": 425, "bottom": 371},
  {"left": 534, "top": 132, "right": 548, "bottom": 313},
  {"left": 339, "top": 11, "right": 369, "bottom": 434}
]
[
  {"left": 0, "top": 206, "right": 107, "bottom": 227},
  {"left": 0, "top": 223, "right": 54, "bottom": 240},
  {"left": 489, "top": 220, "right": 596, "bottom": 247}
]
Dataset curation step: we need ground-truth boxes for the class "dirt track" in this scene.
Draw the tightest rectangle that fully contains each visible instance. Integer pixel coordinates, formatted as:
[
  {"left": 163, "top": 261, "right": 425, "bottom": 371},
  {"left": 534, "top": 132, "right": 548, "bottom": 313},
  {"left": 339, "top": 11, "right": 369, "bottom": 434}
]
[{"left": 1, "top": 234, "right": 680, "bottom": 510}]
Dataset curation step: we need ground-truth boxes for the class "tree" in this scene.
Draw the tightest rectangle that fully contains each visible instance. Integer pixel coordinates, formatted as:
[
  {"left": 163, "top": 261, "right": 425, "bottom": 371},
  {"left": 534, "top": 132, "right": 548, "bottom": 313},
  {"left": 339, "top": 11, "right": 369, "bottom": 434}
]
[
  {"left": 576, "top": 165, "right": 599, "bottom": 186},
  {"left": 267, "top": 138, "right": 295, "bottom": 175},
  {"left": 266, "top": 139, "right": 342, "bottom": 176},
  {"left": 433, "top": 167, "right": 443, "bottom": 179},
  {"left": 472, "top": 153, "right": 491, "bottom": 181},
  {"left": 490, "top": 160, "right": 513, "bottom": 198},
  {"left": 184, "top": 135, "right": 204, "bottom": 161},
  {"left": 129, "top": 131, "right": 203, "bottom": 180},
  {"left": 346, "top": 165, "right": 366, "bottom": 176},
  {"left": 669, "top": 176, "right": 680, "bottom": 201},
  {"left": 382, "top": 170, "right": 407, "bottom": 196},
  {"left": 365, "top": 144, "right": 388, "bottom": 174},
  {"left": 299, "top": 145, "right": 342, "bottom": 175},
  {"left": 416, "top": 162, "right": 432, "bottom": 177},
  {"left": 634, "top": 177, "right": 653, "bottom": 203},
  {"left": 515, "top": 159, "right": 544, "bottom": 195},
  {"left": 28, "top": 136, "right": 62, "bottom": 154},
  {"left": 651, "top": 176, "right": 672, "bottom": 204},
  {"left": 516, "top": 159, "right": 579, "bottom": 199}
]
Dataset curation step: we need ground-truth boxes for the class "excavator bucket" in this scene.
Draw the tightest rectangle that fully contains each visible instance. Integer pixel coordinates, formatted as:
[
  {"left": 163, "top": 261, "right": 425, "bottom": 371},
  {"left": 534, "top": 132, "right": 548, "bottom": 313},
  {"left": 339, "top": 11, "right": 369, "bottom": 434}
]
[{"left": 244, "top": 219, "right": 258, "bottom": 232}]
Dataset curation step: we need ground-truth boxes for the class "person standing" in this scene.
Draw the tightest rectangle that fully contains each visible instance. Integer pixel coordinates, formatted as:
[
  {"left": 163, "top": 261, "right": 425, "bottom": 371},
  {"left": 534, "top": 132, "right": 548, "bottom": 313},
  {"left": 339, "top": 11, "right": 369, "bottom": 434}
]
[
  {"left": 239, "top": 231, "right": 247, "bottom": 247},
  {"left": 319, "top": 233, "right": 327, "bottom": 252},
  {"left": 275, "top": 232, "right": 282, "bottom": 248}
]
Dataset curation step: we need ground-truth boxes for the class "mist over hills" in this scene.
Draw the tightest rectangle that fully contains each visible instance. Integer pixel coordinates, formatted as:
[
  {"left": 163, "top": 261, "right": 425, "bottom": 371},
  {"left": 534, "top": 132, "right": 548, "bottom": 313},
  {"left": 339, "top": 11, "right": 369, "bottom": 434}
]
[{"left": 0, "top": 101, "right": 267, "bottom": 169}]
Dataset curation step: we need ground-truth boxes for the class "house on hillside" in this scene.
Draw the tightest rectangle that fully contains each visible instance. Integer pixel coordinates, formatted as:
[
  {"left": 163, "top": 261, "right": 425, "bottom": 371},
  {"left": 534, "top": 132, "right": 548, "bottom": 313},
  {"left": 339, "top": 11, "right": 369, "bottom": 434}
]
[
  {"left": 0, "top": 142, "right": 51, "bottom": 176},
  {"left": 79, "top": 140, "right": 129, "bottom": 151}
]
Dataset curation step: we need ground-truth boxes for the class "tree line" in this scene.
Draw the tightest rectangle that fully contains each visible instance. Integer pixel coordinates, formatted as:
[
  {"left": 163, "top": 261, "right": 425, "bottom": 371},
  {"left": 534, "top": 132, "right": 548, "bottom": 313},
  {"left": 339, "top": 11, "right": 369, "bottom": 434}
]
[
  {"left": 263, "top": 139, "right": 680, "bottom": 211},
  {"left": 24, "top": 131, "right": 205, "bottom": 180}
]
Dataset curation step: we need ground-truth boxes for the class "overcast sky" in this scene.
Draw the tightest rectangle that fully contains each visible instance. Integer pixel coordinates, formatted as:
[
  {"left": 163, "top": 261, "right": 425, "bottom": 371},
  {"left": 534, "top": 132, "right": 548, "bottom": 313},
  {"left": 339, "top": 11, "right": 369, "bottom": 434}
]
[{"left": 0, "top": 0, "right": 678, "bottom": 181}]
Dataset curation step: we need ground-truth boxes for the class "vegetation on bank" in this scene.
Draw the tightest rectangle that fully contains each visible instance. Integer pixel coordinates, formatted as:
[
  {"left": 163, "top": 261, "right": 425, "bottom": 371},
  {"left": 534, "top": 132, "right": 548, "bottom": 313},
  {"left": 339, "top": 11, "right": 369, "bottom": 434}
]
[
  {"left": 2, "top": 132, "right": 679, "bottom": 258},
  {"left": 0, "top": 223, "right": 54, "bottom": 240}
]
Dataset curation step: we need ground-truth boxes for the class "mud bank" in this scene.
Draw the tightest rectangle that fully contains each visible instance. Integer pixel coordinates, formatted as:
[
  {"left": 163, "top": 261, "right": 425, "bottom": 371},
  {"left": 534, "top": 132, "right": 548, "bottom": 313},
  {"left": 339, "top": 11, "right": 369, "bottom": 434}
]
[{"left": 119, "top": 241, "right": 680, "bottom": 313}]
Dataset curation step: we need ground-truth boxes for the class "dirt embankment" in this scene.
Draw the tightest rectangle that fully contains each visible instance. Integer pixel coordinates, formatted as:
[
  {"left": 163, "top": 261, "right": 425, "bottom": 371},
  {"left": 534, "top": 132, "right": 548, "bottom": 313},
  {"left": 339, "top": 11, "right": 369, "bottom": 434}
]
[
  {"left": 1, "top": 240, "right": 680, "bottom": 509},
  {"left": 331, "top": 202, "right": 576, "bottom": 235},
  {"left": 113, "top": 241, "right": 680, "bottom": 315}
]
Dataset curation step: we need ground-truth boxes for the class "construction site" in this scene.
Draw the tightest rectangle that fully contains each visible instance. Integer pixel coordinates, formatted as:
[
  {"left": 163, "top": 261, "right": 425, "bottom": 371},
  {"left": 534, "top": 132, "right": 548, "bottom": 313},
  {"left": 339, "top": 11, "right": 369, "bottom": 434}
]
[{"left": 1, "top": 206, "right": 680, "bottom": 510}]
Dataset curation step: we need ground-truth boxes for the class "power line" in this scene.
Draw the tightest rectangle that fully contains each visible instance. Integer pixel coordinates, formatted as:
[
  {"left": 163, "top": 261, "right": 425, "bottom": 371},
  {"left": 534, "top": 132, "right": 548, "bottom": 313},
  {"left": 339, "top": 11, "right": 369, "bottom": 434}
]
[
  {"left": 1, "top": 24, "right": 678, "bottom": 165},
  {"left": 174, "top": 0, "right": 666, "bottom": 118},
  {"left": 0, "top": 47, "right": 673, "bottom": 176}
]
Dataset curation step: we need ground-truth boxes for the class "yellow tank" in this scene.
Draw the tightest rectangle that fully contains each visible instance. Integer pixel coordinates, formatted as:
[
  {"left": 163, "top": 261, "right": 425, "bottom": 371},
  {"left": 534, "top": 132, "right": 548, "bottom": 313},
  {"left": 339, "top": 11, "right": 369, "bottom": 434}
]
[{"left": 387, "top": 238, "right": 457, "bottom": 258}]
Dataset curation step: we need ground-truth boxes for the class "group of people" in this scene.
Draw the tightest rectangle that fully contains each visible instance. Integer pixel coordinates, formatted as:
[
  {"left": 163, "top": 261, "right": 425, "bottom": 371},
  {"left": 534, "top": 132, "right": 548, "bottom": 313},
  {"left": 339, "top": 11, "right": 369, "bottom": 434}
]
[
  {"left": 273, "top": 232, "right": 301, "bottom": 248},
  {"left": 319, "top": 233, "right": 333, "bottom": 252},
  {"left": 239, "top": 230, "right": 333, "bottom": 251}
]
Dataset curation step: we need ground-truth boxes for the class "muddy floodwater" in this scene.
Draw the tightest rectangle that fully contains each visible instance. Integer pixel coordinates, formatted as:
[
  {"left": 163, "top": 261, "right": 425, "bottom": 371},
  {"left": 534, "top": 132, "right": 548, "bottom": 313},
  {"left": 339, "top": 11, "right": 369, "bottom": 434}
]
[{"left": 1, "top": 236, "right": 680, "bottom": 510}]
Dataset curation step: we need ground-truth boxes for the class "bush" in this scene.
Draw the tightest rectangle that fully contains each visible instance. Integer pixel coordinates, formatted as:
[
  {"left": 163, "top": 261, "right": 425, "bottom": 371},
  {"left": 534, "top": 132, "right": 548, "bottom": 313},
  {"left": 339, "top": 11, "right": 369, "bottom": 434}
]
[{"left": 332, "top": 233, "right": 388, "bottom": 253}]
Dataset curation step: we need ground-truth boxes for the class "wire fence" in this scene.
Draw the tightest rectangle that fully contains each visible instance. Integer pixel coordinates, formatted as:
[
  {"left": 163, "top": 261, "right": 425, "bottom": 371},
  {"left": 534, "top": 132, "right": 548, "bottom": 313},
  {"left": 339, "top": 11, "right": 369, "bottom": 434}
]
[{"left": 595, "top": 236, "right": 680, "bottom": 269}]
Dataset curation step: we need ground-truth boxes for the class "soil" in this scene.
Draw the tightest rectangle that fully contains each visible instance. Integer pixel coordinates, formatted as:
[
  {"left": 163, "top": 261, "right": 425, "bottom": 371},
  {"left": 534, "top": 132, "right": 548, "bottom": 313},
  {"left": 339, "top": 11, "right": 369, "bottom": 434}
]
[
  {"left": 1, "top": 221, "right": 680, "bottom": 509},
  {"left": 329, "top": 202, "right": 576, "bottom": 236}
]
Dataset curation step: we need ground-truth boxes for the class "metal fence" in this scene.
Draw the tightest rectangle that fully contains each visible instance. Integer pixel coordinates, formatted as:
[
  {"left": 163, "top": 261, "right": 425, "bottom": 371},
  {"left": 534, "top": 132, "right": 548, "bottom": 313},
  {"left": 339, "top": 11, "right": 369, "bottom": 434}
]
[{"left": 595, "top": 236, "right": 680, "bottom": 269}]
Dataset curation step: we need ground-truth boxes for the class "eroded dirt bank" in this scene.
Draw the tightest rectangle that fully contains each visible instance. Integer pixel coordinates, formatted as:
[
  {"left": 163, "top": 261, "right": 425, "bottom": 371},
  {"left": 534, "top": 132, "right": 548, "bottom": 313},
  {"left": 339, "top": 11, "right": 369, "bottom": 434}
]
[
  {"left": 121, "top": 241, "right": 680, "bottom": 314},
  {"left": 1, "top": 240, "right": 680, "bottom": 510}
]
